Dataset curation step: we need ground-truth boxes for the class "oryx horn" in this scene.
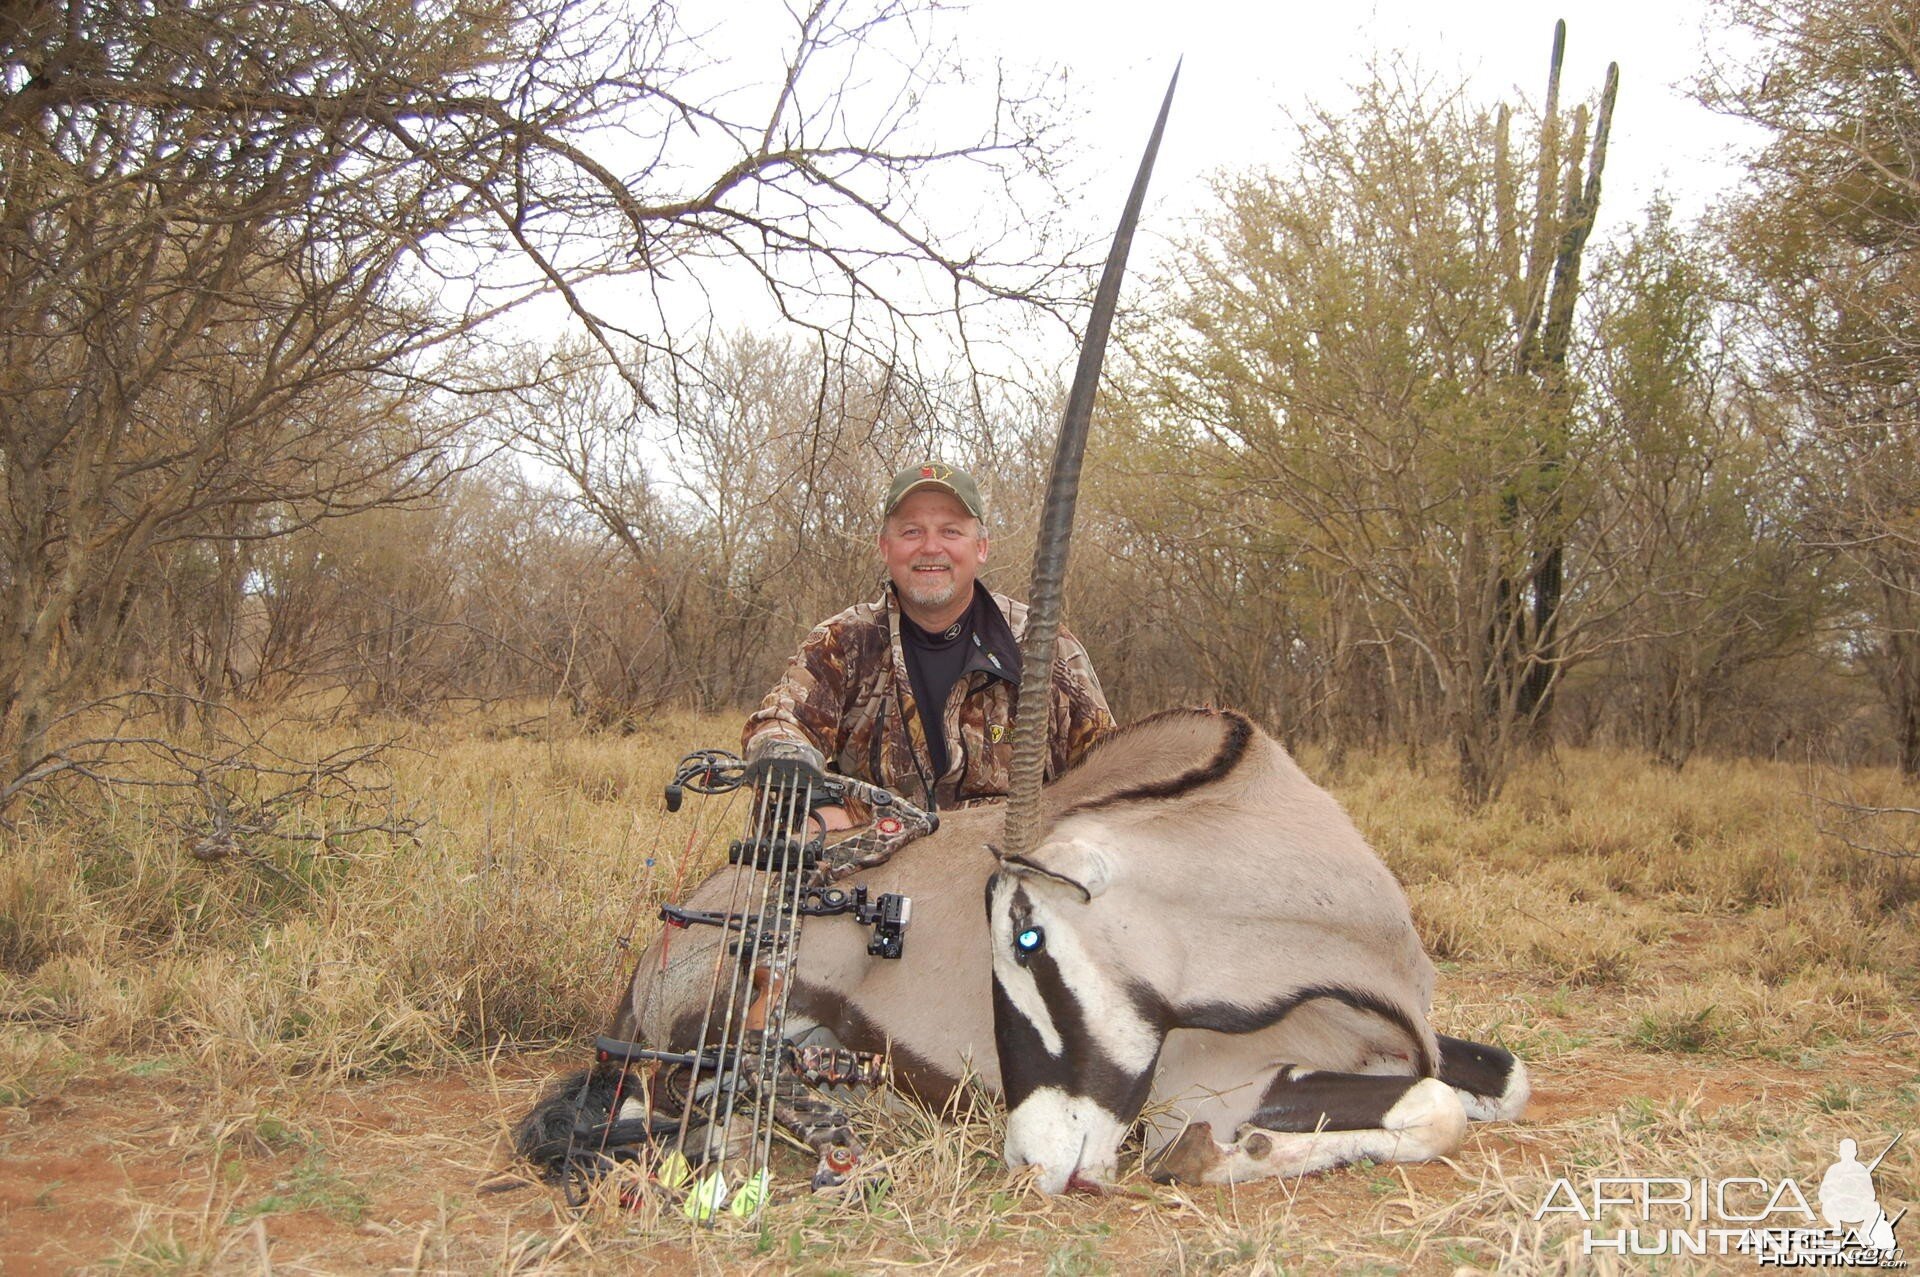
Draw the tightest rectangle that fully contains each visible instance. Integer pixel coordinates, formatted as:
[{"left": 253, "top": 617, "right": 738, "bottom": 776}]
[{"left": 1001, "top": 63, "right": 1179, "bottom": 862}]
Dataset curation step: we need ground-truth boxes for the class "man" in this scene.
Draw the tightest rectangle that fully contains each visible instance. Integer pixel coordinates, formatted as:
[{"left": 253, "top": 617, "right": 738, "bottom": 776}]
[{"left": 743, "top": 462, "right": 1115, "bottom": 827}]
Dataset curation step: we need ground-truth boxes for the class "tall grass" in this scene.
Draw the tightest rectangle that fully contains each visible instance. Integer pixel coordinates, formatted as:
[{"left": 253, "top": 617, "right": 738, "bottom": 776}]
[
  {"left": 2, "top": 712, "right": 1915, "bottom": 1272},
  {"left": 0, "top": 708, "right": 739, "bottom": 1091}
]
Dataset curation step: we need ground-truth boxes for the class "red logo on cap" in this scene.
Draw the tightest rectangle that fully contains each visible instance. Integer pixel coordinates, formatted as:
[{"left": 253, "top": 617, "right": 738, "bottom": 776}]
[{"left": 920, "top": 466, "right": 934, "bottom": 478}]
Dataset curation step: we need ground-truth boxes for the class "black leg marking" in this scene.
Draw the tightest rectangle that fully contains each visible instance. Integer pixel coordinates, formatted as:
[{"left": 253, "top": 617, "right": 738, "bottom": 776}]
[
  {"left": 1436, "top": 1034, "right": 1514, "bottom": 1095},
  {"left": 1251, "top": 1065, "right": 1435, "bottom": 1133},
  {"left": 1436, "top": 1034, "right": 1528, "bottom": 1121},
  {"left": 1150, "top": 1068, "right": 1469, "bottom": 1184}
]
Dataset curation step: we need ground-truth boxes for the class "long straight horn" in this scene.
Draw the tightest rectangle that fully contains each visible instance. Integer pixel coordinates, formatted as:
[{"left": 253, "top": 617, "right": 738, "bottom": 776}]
[{"left": 1001, "top": 64, "right": 1179, "bottom": 861}]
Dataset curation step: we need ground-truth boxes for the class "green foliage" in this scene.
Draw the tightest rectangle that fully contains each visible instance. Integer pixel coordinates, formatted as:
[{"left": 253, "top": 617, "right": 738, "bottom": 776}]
[
  {"left": 1115, "top": 55, "right": 1628, "bottom": 799},
  {"left": 1583, "top": 204, "right": 1823, "bottom": 768},
  {"left": 1629, "top": 1005, "right": 1721, "bottom": 1054},
  {"left": 226, "top": 1152, "right": 370, "bottom": 1225}
]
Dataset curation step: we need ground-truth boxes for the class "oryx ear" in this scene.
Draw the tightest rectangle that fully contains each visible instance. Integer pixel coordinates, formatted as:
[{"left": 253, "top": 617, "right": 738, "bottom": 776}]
[{"left": 1000, "top": 838, "right": 1112, "bottom": 902}]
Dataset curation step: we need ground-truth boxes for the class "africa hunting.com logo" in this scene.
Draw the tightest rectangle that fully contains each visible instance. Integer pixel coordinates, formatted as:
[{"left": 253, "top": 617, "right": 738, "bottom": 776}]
[{"left": 1533, "top": 1135, "right": 1907, "bottom": 1266}]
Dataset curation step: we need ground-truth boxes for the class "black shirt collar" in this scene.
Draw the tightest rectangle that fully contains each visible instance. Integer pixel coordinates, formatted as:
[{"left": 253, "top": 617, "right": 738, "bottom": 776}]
[
  {"left": 887, "top": 582, "right": 1022, "bottom": 685},
  {"left": 899, "top": 605, "right": 972, "bottom": 648}
]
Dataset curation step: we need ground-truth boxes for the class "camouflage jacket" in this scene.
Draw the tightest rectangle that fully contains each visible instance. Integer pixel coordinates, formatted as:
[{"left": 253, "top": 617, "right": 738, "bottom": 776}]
[{"left": 743, "top": 584, "right": 1115, "bottom": 819}]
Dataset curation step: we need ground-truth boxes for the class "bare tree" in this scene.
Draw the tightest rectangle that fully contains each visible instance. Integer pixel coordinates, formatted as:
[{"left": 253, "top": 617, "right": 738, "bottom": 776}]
[
  {"left": 1704, "top": 0, "right": 1920, "bottom": 774},
  {"left": 493, "top": 332, "right": 994, "bottom": 715},
  {"left": 0, "top": 0, "right": 1067, "bottom": 797}
]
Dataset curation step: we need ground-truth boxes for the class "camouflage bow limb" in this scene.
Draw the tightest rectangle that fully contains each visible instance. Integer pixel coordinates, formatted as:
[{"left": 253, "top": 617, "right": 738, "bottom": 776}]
[{"left": 814, "top": 777, "right": 937, "bottom": 884}]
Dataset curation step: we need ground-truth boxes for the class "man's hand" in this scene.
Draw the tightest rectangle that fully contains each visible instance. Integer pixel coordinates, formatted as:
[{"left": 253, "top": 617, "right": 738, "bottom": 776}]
[{"left": 746, "top": 735, "right": 826, "bottom": 774}]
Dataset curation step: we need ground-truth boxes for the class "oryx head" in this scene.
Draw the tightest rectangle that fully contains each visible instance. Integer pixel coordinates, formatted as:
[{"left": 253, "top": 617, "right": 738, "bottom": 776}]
[{"left": 987, "top": 835, "right": 1166, "bottom": 1192}]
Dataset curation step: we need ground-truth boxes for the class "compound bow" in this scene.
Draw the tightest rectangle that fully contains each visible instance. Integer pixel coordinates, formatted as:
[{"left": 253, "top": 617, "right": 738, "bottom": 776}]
[{"left": 524, "top": 745, "right": 934, "bottom": 1220}]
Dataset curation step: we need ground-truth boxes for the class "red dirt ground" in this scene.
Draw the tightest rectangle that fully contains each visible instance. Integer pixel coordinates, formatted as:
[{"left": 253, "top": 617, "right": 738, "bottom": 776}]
[{"left": 3, "top": 1044, "right": 1911, "bottom": 1275}]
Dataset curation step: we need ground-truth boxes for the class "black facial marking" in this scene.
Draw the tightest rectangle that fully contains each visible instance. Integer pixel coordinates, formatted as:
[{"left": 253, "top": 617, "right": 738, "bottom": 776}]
[
  {"left": 991, "top": 970, "right": 1067, "bottom": 1110},
  {"left": 991, "top": 881, "right": 1159, "bottom": 1119}
]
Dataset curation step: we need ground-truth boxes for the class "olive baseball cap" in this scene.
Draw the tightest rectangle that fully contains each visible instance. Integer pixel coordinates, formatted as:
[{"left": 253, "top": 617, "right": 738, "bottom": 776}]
[{"left": 883, "top": 463, "right": 985, "bottom": 518}]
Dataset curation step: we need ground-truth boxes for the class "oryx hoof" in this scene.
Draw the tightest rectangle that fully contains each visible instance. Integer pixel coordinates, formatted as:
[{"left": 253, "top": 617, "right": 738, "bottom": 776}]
[
  {"left": 1384, "top": 1077, "right": 1469, "bottom": 1158},
  {"left": 1146, "top": 1121, "right": 1224, "bottom": 1184}
]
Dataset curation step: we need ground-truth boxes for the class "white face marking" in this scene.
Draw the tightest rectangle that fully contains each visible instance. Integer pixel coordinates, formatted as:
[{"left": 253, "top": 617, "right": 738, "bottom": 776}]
[
  {"left": 989, "top": 868, "right": 1171, "bottom": 1191},
  {"left": 1003, "top": 1087, "right": 1127, "bottom": 1194},
  {"left": 988, "top": 877, "right": 1063, "bottom": 1058},
  {"left": 990, "top": 871, "right": 1162, "bottom": 1078}
]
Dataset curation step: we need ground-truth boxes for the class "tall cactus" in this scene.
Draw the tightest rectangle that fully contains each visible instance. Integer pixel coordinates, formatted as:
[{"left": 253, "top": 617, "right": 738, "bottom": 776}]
[{"left": 1488, "top": 21, "right": 1618, "bottom": 741}]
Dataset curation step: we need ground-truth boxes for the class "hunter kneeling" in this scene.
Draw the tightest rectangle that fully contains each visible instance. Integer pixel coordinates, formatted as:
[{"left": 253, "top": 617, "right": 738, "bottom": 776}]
[{"left": 743, "top": 462, "right": 1115, "bottom": 827}]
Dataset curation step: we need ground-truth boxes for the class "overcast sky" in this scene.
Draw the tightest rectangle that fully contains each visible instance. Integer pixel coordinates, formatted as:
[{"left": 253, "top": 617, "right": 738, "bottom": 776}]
[
  {"left": 955, "top": 0, "right": 1765, "bottom": 241},
  {"left": 537, "top": 1, "right": 1773, "bottom": 391}
]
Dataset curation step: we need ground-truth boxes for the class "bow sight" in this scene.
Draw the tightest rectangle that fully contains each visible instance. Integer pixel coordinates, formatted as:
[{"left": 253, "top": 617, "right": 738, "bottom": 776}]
[
  {"left": 657, "top": 868, "right": 912, "bottom": 961},
  {"left": 674, "top": 745, "right": 926, "bottom": 960},
  {"left": 532, "top": 744, "right": 934, "bottom": 1220}
]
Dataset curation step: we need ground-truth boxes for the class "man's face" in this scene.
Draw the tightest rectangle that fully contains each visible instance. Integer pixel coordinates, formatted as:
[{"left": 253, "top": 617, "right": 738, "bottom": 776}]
[{"left": 879, "top": 489, "right": 988, "bottom": 616}]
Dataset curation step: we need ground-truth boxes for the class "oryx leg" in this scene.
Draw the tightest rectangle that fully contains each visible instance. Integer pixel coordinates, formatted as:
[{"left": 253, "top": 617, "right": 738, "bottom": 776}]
[
  {"left": 1146, "top": 1066, "right": 1467, "bottom": 1185},
  {"left": 1436, "top": 1033, "right": 1529, "bottom": 1122}
]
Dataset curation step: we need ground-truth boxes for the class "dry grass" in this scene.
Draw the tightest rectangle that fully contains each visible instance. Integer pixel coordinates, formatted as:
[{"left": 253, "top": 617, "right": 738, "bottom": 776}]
[{"left": 1, "top": 712, "right": 1916, "bottom": 1273}]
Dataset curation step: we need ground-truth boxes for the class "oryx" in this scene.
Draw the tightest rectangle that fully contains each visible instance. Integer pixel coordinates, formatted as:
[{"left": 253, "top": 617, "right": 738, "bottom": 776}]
[{"left": 594, "top": 704, "right": 1527, "bottom": 1192}]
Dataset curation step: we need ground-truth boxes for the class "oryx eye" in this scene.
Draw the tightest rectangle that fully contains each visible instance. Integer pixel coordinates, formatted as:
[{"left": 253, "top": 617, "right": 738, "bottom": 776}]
[{"left": 1014, "top": 926, "right": 1045, "bottom": 965}]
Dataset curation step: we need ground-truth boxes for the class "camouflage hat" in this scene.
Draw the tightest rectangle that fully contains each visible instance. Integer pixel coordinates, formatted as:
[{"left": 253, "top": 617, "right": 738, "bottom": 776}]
[{"left": 883, "top": 463, "right": 985, "bottom": 519}]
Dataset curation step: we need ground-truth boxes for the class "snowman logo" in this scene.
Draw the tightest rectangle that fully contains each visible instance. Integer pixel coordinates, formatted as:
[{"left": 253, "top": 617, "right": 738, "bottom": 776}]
[{"left": 1819, "top": 1136, "right": 1904, "bottom": 1256}]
